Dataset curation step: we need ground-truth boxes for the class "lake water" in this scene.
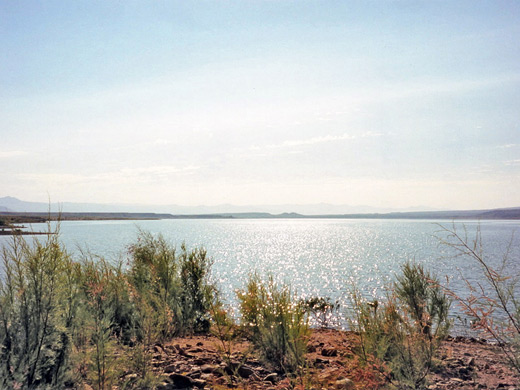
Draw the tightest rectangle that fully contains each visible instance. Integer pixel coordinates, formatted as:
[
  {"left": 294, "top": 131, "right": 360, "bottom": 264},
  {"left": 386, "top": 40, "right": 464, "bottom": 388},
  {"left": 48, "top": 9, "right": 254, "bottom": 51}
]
[{"left": 1, "top": 218, "right": 519, "bottom": 332}]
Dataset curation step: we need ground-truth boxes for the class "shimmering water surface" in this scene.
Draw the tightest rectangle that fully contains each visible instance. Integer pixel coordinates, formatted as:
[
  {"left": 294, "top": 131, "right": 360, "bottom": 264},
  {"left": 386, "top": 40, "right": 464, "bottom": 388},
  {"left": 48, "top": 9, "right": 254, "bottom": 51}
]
[{"left": 1, "top": 219, "right": 519, "bottom": 330}]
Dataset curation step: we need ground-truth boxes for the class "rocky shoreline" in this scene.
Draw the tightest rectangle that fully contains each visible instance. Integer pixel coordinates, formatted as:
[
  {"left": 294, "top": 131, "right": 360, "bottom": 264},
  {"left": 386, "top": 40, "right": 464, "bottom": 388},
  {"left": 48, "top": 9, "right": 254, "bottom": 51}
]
[{"left": 87, "top": 329, "right": 519, "bottom": 390}]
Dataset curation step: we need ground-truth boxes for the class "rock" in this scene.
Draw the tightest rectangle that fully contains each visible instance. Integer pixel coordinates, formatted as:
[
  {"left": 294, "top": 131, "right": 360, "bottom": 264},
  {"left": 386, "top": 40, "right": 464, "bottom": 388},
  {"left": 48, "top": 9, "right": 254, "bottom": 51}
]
[
  {"left": 157, "top": 383, "right": 176, "bottom": 390},
  {"left": 189, "top": 370, "right": 201, "bottom": 379},
  {"left": 169, "top": 373, "right": 195, "bottom": 388},
  {"left": 192, "top": 379, "right": 206, "bottom": 388},
  {"left": 193, "top": 357, "right": 210, "bottom": 366},
  {"left": 321, "top": 347, "right": 338, "bottom": 357},
  {"left": 247, "top": 357, "right": 261, "bottom": 365},
  {"left": 307, "top": 344, "right": 317, "bottom": 353},
  {"left": 334, "top": 378, "right": 355, "bottom": 390},
  {"left": 237, "top": 364, "right": 255, "bottom": 378},
  {"left": 200, "top": 364, "right": 217, "bottom": 373},
  {"left": 178, "top": 364, "right": 190, "bottom": 372},
  {"left": 214, "top": 377, "right": 227, "bottom": 385},
  {"left": 164, "top": 364, "right": 177, "bottom": 374},
  {"left": 154, "top": 344, "right": 166, "bottom": 354},
  {"left": 458, "top": 366, "right": 472, "bottom": 379},
  {"left": 263, "top": 373, "right": 279, "bottom": 383},
  {"left": 173, "top": 344, "right": 191, "bottom": 357},
  {"left": 450, "top": 378, "right": 464, "bottom": 383},
  {"left": 314, "top": 357, "right": 330, "bottom": 364}
]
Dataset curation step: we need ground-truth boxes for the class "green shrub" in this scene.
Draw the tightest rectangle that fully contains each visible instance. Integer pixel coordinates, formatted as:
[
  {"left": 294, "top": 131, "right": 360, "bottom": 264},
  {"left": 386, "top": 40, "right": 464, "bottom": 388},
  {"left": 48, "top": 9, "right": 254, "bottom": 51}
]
[
  {"left": 127, "top": 232, "right": 215, "bottom": 337},
  {"left": 353, "top": 261, "right": 450, "bottom": 389},
  {"left": 395, "top": 262, "right": 451, "bottom": 339},
  {"left": 209, "top": 296, "right": 251, "bottom": 387},
  {"left": 301, "top": 296, "right": 340, "bottom": 328},
  {"left": 78, "top": 258, "right": 124, "bottom": 390},
  {"left": 237, "top": 274, "right": 309, "bottom": 374},
  {"left": 0, "top": 227, "right": 79, "bottom": 389},
  {"left": 178, "top": 244, "right": 214, "bottom": 333},
  {"left": 0, "top": 228, "right": 219, "bottom": 388},
  {"left": 353, "top": 295, "right": 400, "bottom": 366}
]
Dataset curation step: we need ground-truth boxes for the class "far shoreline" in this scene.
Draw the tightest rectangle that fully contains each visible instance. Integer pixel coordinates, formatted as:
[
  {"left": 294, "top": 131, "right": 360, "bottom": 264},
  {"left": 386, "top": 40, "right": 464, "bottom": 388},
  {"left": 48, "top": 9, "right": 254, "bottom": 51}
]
[{"left": 1, "top": 206, "right": 520, "bottom": 226}]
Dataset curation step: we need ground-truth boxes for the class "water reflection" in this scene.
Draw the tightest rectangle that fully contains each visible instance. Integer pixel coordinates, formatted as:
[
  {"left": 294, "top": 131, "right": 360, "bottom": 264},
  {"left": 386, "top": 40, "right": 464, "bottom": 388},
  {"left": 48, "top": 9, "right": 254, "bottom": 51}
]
[{"left": 0, "top": 218, "right": 518, "bottom": 333}]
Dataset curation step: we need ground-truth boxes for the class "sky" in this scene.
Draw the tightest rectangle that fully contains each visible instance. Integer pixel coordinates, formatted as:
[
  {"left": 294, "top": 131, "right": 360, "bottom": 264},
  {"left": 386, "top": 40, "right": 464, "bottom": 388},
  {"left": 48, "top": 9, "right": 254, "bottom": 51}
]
[{"left": 1, "top": 1, "right": 519, "bottom": 211}]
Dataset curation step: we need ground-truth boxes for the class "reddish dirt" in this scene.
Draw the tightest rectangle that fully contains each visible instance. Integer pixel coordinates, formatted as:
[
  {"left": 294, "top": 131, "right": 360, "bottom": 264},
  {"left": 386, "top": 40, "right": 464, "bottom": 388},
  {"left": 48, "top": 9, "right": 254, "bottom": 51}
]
[{"left": 118, "top": 329, "right": 519, "bottom": 390}]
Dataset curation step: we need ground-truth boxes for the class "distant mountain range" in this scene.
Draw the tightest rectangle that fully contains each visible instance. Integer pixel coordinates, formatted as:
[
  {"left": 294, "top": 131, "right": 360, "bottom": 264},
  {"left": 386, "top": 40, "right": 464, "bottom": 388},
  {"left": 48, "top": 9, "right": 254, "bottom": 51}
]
[
  {"left": 1, "top": 196, "right": 519, "bottom": 220},
  {"left": 0, "top": 196, "right": 432, "bottom": 215}
]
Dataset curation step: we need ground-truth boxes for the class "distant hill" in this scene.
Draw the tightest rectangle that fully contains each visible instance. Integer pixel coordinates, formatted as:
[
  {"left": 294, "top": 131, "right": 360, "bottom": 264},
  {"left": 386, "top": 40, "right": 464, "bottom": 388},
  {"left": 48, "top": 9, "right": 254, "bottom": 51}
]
[
  {"left": 0, "top": 197, "right": 45, "bottom": 212},
  {"left": 1, "top": 196, "right": 519, "bottom": 220},
  {"left": 318, "top": 207, "right": 520, "bottom": 220},
  {"left": 0, "top": 212, "right": 175, "bottom": 223},
  {"left": 0, "top": 196, "right": 426, "bottom": 215},
  {"left": 173, "top": 208, "right": 520, "bottom": 220}
]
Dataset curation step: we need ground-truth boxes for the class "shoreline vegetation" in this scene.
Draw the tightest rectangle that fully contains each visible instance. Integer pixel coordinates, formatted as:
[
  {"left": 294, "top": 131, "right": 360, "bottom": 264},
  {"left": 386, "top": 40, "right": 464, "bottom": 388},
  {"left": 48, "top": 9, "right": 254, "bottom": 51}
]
[
  {"left": 0, "top": 229, "right": 55, "bottom": 236},
  {"left": 0, "top": 225, "right": 519, "bottom": 389}
]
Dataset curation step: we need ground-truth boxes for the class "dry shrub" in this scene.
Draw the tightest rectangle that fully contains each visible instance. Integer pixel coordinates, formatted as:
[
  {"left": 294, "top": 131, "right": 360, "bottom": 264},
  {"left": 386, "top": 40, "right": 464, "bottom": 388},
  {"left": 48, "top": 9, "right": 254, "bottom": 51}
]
[
  {"left": 237, "top": 273, "right": 310, "bottom": 374},
  {"left": 352, "top": 261, "right": 450, "bottom": 389}
]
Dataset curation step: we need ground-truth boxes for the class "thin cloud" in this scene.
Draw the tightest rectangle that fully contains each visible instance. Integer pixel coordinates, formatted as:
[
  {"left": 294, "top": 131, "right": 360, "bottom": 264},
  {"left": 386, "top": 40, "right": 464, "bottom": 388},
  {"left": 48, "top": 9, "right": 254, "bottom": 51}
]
[
  {"left": 119, "top": 165, "right": 200, "bottom": 177},
  {"left": 0, "top": 150, "right": 28, "bottom": 159},
  {"left": 268, "top": 131, "right": 383, "bottom": 149},
  {"left": 18, "top": 165, "right": 201, "bottom": 185}
]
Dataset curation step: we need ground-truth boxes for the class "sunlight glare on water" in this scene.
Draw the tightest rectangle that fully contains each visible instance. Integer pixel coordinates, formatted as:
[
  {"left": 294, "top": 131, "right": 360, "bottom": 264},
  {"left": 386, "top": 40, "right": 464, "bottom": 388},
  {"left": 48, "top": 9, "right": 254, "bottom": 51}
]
[{"left": 1, "top": 218, "right": 518, "bottom": 330}]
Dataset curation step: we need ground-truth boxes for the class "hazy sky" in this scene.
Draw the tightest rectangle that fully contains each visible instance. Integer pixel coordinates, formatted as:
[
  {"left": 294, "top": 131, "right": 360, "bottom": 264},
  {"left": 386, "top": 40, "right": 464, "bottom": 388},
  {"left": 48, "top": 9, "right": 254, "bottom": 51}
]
[{"left": 1, "top": 1, "right": 519, "bottom": 210}]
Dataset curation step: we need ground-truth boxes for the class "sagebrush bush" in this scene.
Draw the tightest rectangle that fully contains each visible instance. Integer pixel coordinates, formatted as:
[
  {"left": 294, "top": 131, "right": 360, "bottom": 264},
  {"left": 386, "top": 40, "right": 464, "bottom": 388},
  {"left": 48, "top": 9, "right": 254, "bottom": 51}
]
[
  {"left": 178, "top": 244, "right": 214, "bottom": 333},
  {"left": 0, "top": 227, "right": 218, "bottom": 388},
  {"left": 237, "top": 274, "right": 309, "bottom": 374},
  {"left": 395, "top": 262, "right": 451, "bottom": 339},
  {"left": 353, "top": 261, "right": 450, "bottom": 389},
  {"left": 78, "top": 258, "right": 123, "bottom": 390},
  {"left": 0, "top": 226, "right": 78, "bottom": 389},
  {"left": 128, "top": 232, "right": 215, "bottom": 337},
  {"left": 128, "top": 231, "right": 179, "bottom": 340}
]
